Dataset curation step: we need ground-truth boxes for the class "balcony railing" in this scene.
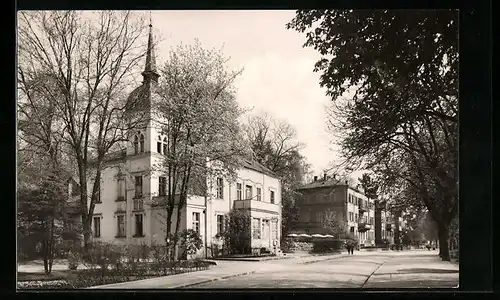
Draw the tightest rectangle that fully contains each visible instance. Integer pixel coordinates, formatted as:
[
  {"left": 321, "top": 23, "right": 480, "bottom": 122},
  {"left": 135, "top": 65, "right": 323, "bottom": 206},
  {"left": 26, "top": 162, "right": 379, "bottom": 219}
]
[
  {"left": 233, "top": 199, "right": 279, "bottom": 213},
  {"left": 358, "top": 222, "right": 372, "bottom": 232},
  {"left": 133, "top": 198, "right": 144, "bottom": 211}
]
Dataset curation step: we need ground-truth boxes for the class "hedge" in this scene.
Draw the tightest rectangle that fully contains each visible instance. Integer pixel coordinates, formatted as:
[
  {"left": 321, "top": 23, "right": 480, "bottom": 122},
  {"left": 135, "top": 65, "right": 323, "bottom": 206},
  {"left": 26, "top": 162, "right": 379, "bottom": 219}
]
[{"left": 311, "top": 240, "right": 343, "bottom": 253}]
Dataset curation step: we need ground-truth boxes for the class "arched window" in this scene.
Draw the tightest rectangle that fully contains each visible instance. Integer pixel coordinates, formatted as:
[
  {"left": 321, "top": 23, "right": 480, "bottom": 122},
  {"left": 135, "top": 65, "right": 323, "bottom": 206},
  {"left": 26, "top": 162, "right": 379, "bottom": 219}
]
[
  {"left": 163, "top": 137, "right": 167, "bottom": 155},
  {"left": 157, "top": 136, "right": 162, "bottom": 153},
  {"left": 133, "top": 135, "right": 139, "bottom": 154},
  {"left": 139, "top": 134, "right": 145, "bottom": 153}
]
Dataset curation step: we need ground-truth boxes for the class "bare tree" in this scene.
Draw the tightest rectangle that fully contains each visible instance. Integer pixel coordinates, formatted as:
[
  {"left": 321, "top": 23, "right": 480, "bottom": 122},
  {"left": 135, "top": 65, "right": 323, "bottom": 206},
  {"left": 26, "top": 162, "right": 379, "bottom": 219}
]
[
  {"left": 322, "top": 210, "right": 348, "bottom": 239},
  {"left": 242, "top": 113, "right": 310, "bottom": 240},
  {"left": 17, "top": 65, "right": 75, "bottom": 273},
  {"left": 17, "top": 11, "right": 150, "bottom": 250},
  {"left": 243, "top": 113, "right": 305, "bottom": 173}
]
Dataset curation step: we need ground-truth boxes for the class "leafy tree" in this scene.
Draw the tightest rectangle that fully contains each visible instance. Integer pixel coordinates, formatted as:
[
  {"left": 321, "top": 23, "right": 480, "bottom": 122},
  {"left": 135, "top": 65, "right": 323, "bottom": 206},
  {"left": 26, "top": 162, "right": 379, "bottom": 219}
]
[
  {"left": 18, "top": 11, "right": 150, "bottom": 250},
  {"left": 152, "top": 40, "right": 249, "bottom": 260},
  {"left": 179, "top": 229, "right": 203, "bottom": 259},
  {"left": 287, "top": 10, "right": 458, "bottom": 261},
  {"left": 421, "top": 211, "right": 439, "bottom": 243},
  {"left": 216, "top": 209, "right": 251, "bottom": 255},
  {"left": 17, "top": 151, "right": 70, "bottom": 274},
  {"left": 286, "top": 10, "right": 457, "bottom": 114},
  {"left": 402, "top": 228, "right": 425, "bottom": 246},
  {"left": 358, "top": 174, "right": 378, "bottom": 200}
]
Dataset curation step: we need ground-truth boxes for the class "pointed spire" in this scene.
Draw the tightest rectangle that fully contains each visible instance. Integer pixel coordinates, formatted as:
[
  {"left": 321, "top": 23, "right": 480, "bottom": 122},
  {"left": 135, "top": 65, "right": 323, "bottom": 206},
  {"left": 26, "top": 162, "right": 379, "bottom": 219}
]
[{"left": 142, "top": 12, "right": 160, "bottom": 83}]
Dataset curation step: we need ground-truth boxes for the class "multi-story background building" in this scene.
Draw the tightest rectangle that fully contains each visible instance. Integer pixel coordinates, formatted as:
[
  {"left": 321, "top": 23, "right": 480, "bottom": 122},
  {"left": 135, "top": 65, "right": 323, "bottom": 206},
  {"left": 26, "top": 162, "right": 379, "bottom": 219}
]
[
  {"left": 374, "top": 202, "right": 407, "bottom": 246},
  {"left": 294, "top": 175, "right": 376, "bottom": 247},
  {"left": 66, "top": 24, "right": 282, "bottom": 259},
  {"left": 294, "top": 175, "right": 408, "bottom": 248}
]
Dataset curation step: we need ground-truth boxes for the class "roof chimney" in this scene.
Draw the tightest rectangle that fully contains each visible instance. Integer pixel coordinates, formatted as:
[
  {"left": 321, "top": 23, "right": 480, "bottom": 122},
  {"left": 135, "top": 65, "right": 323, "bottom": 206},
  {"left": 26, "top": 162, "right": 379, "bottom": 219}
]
[
  {"left": 324, "top": 173, "right": 327, "bottom": 181},
  {"left": 333, "top": 174, "right": 336, "bottom": 179},
  {"left": 345, "top": 180, "right": 348, "bottom": 185},
  {"left": 314, "top": 176, "right": 318, "bottom": 182}
]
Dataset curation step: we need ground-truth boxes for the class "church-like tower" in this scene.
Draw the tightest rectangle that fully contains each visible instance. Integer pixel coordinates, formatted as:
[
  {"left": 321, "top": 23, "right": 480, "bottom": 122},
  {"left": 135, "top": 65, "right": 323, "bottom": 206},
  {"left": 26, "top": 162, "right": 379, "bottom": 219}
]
[{"left": 125, "top": 21, "right": 163, "bottom": 157}]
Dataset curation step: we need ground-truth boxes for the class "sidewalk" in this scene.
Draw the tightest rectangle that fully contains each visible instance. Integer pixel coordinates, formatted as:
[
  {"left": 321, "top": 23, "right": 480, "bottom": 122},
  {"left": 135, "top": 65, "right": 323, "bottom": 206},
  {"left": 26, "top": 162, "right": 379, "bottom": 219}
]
[
  {"left": 362, "top": 250, "right": 459, "bottom": 288},
  {"left": 89, "top": 252, "right": 348, "bottom": 289}
]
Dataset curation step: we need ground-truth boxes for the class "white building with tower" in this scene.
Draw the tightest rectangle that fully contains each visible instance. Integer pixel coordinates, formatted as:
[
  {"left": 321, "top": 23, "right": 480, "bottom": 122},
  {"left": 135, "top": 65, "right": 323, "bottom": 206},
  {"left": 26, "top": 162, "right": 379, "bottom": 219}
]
[{"left": 68, "top": 23, "right": 282, "bottom": 258}]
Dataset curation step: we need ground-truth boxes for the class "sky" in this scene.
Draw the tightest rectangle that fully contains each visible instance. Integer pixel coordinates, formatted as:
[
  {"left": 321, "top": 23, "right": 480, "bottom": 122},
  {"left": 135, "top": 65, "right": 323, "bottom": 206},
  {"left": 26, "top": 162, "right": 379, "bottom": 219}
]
[{"left": 148, "top": 10, "right": 340, "bottom": 177}]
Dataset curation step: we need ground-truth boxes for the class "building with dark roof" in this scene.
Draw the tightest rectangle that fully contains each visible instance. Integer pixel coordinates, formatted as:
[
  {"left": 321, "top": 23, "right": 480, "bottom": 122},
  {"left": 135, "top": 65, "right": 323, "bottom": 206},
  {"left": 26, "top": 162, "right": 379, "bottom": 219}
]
[
  {"left": 76, "top": 23, "right": 282, "bottom": 258},
  {"left": 294, "top": 175, "right": 375, "bottom": 246},
  {"left": 293, "top": 174, "right": 405, "bottom": 247}
]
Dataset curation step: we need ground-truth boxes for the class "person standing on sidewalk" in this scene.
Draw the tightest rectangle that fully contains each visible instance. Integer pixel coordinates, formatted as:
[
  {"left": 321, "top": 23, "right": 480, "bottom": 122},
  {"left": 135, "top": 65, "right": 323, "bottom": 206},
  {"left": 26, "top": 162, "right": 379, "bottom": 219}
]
[{"left": 346, "top": 240, "right": 355, "bottom": 255}]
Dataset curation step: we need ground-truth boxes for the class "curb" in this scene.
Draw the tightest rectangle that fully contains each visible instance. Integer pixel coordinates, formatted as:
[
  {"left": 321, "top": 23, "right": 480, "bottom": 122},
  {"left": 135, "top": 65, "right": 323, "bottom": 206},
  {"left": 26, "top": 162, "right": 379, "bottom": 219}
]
[
  {"left": 299, "top": 254, "right": 349, "bottom": 265},
  {"left": 170, "top": 270, "right": 257, "bottom": 288},
  {"left": 213, "top": 256, "right": 293, "bottom": 262}
]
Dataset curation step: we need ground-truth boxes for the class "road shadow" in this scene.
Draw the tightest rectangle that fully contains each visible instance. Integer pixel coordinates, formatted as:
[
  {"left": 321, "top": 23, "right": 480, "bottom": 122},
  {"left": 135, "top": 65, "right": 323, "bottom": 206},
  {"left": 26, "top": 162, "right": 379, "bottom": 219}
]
[
  {"left": 363, "top": 279, "right": 458, "bottom": 289},
  {"left": 396, "top": 268, "right": 459, "bottom": 274}
]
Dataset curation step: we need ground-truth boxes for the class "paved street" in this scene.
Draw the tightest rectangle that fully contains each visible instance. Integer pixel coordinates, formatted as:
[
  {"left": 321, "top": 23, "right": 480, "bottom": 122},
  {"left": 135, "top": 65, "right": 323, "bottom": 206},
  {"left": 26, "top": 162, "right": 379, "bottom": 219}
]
[
  {"left": 89, "top": 250, "right": 458, "bottom": 289},
  {"left": 186, "top": 250, "right": 459, "bottom": 289}
]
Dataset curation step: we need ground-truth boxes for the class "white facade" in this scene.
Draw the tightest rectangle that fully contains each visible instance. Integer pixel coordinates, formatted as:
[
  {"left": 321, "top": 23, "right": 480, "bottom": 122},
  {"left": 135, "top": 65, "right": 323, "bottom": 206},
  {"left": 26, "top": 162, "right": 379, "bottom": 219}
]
[
  {"left": 346, "top": 188, "right": 375, "bottom": 246},
  {"left": 80, "top": 153, "right": 282, "bottom": 258}
]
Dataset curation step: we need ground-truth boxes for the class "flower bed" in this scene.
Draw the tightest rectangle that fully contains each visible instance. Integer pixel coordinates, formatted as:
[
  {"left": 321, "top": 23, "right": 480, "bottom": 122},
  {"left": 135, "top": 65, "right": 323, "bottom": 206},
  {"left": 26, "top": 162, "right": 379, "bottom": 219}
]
[
  {"left": 17, "top": 260, "right": 213, "bottom": 289},
  {"left": 18, "top": 280, "right": 72, "bottom": 289}
]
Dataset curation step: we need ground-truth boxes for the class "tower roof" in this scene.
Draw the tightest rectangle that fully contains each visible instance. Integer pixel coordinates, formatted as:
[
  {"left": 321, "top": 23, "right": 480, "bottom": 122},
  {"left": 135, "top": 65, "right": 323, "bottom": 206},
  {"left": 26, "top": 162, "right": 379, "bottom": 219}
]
[
  {"left": 141, "top": 22, "right": 160, "bottom": 83},
  {"left": 125, "top": 20, "right": 160, "bottom": 114}
]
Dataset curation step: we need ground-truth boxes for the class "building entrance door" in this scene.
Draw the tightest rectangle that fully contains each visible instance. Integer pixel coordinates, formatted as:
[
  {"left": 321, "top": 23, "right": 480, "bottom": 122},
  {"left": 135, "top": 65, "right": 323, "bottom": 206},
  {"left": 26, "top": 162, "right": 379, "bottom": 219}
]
[{"left": 263, "top": 220, "right": 271, "bottom": 249}]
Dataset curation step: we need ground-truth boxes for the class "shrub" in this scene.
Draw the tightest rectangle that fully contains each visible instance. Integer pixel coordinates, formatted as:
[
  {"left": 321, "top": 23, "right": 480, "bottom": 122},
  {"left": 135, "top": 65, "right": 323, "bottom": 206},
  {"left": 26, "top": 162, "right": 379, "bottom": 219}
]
[
  {"left": 150, "top": 243, "right": 167, "bottom": 265},
  {"left": 280, "top": 239, "right": 296, "bottom": 253},
  {"left": 81, "top": 241, "right": 124, "bottom": 276},
  {"left": 179, "top": 229, "right": 203, "bottom": 258},
  {"left": 311, "top": 240, "right": 343, "bottom": 253},
  {"left": 68, "top": 251, "right": 79, "bottom": 271},
  {"left": 216, "top": 210, "right": 251, "bottom": 255},
  {"left": 294, "top": 241, "right": 313, "bottom": 252}
]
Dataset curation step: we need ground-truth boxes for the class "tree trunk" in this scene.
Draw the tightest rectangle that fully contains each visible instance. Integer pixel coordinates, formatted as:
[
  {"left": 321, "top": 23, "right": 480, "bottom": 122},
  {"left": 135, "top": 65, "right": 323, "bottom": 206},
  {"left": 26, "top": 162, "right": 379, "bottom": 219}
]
[
  {"left": 40, "top": 219, "right": 50, "bottom": 275},
  {"left": 438, "top": 223, "right": 450, "bottom": 261},
  {"left": 43, "top": 239, "right": 49, "bottom": 275},
  {"left": 173, "top": 205, "right": 183, "bottom": 261},
  {"left": 47, "top": 218, "right": 55, "bottom": 274},
  {"left": 82, "top": 218, "right": 92, "bottom": 254}
]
